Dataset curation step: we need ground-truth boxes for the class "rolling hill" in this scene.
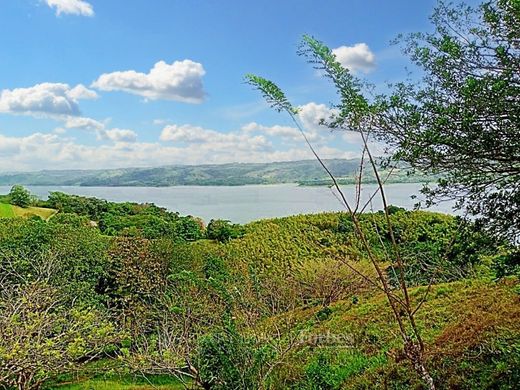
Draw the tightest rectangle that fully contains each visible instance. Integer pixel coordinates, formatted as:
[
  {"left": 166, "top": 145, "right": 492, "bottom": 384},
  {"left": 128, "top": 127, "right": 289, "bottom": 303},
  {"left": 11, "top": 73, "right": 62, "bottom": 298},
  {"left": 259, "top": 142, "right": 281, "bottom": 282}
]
[{"left": 0, "top": 159, "right": 434, "bottom": 187}]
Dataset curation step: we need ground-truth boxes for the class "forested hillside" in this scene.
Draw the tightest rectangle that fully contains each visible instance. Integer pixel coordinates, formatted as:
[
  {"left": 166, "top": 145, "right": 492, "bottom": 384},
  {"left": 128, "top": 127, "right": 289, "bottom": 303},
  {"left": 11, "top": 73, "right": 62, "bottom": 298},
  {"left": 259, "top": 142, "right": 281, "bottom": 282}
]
[{"left": 0, "top": 159, "right": 430, "bottom": 187}]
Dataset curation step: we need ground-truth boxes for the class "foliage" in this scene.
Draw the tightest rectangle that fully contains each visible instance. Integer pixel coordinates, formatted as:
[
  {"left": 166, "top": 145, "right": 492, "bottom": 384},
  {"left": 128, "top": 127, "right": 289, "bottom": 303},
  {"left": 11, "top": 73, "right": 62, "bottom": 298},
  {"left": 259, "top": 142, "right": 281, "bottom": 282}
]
[
  {"left": 0, "top": 218, "right": 110, "bottom": 307},
  {"left": 8, "top": 185, "right": 32, "bottom": 208},
  {"left": 492, "top": 248, "right": 520, "bottom": 278},
  {"left": 299, "top": 350, "right": 387, "bottom": 390},
  {"left": 206, "top": 219, "right": 244, "bottom": 242},
  {"left": 0, "top": 203, "right": 15, "bottom": 218},
  {"left": 46, "top": 191, "right": 109, "bottom": 220},
  {"left": 0, "top": 189, "right": 517, "bottom": 388},
  {"left": 44, "top": 192, "right": 204, "bottom": 241},
  {"left": 101, "top": 237, "right": 171, "bottom": 337},
  {"left": 194, "top": 320, "right": 274, "bottom": 390},
  {"left": 376, "top": 0, "right": 520, "bottom": 242},
  {"left": 0, "top": 283, "right": 120, "bottom": 390},
  {"left": 51, "top": 373, "right": 187, "bottom": 390}
]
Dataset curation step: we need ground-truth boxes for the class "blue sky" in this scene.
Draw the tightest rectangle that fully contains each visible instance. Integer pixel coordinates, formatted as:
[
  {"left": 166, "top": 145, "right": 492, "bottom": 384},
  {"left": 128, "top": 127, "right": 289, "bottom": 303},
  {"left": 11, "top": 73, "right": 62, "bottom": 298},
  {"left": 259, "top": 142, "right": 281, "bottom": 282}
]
[{"left": 0, "top": 0, "right": 438, "bottom": 171}]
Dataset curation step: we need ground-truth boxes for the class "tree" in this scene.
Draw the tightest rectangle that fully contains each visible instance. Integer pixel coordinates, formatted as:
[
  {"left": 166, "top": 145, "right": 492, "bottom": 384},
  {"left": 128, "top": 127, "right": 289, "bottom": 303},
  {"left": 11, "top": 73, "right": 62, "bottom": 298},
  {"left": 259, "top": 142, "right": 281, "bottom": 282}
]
[
  {"left": 376, "top": 0, "right": 520, "bottom": 242},
  {"left": 206, "top": 219, "right": 244, "bottom": 242},
  {"left": 247, "top": 35, "right": 438, "bottom": 389},
  {"left": 0, "top": 283, "right": 120, "bottom": 390},
  {"left": 9, "top": 185, "right": 32, "bottom": 208}
]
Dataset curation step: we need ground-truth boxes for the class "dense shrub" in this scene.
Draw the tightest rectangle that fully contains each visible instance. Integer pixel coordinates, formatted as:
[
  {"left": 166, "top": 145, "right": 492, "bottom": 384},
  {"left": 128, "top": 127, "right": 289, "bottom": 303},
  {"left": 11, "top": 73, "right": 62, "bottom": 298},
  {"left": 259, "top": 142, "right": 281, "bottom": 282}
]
[
  {"left": 0, "top": 218, "right": 110, "bottom": 306},
  {"left": 492, "top": 249, "right": 520, "bottom": 279},
  {"left": 206, "top": 219, "right": 244, "bottom": 242},
  {"left": 45, "top": 192, "right": 205, "bottom": 241},
  {"left": 8, "top": 185, "right": 32, "bottom": 208},
  {"left": 194, "top": 321, "right": 274, "bottom": 390},
  {"left": 0, "top": 283, "right": 120, "bottom": 390}
]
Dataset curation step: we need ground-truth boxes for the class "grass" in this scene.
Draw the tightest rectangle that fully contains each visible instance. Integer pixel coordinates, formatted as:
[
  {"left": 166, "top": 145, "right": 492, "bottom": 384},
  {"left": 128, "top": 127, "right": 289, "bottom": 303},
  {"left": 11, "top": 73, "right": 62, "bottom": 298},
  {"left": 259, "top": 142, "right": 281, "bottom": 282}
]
[
  {"left": 51, "top": 374, "right": 187, "bottom": 390},
  {"left": 0, "top": 202, "right": 57, "bottom": 220},
  {"left": 52, "top": 379, "right": 185, "bottom": 390},
  {"left": 0, "top": 203, "right": 15, "bottom": 218}
]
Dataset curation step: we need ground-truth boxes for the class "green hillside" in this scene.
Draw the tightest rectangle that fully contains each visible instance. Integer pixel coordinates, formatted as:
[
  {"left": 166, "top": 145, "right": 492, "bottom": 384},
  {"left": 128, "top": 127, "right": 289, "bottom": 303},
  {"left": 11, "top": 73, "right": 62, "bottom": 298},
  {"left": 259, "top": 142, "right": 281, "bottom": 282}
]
[
  {"left": 0, "top": 159, "right": 434, "bottom": 187},
  {"left": 0, "top": 202, "right": 56, "bottom": 220},
  {"left": 0, "top": 192, "right": 518, "bottom": 389},
  {"left": 0, "top": 203, "right": 15, "bottom": 218}
]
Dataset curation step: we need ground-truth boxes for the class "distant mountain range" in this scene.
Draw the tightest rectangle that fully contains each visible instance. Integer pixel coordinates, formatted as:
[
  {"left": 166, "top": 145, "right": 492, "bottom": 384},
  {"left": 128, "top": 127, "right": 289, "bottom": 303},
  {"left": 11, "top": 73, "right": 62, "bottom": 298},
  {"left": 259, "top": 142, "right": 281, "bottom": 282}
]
[{"left": 0, "top": 159, "right": 436, "bottom": 187}]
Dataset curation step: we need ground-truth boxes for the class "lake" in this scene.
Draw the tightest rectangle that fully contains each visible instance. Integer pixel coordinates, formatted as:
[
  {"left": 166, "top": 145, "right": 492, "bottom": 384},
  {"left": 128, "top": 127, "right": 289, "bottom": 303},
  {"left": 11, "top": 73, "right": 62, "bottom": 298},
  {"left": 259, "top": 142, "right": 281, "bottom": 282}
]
[{"left": 0, "top": 183, "right": 455, "bottom": 224}]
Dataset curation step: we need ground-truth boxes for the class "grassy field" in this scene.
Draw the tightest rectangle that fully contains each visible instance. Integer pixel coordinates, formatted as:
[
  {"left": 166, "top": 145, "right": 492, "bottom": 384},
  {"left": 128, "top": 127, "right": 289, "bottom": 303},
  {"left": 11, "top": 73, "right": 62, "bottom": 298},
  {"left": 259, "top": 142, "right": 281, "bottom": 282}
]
[
  {"left": 0, "top": 203, "right": 57, "bottom": 220},
  {"left": 51, "top": 374, "right": 187, "bottom": 390},
  {"left": 0, "top": 203, "right": 15, "bottom": 218},
  {"left": 53, "top": 379, "right": 185, "bottom": 390}
]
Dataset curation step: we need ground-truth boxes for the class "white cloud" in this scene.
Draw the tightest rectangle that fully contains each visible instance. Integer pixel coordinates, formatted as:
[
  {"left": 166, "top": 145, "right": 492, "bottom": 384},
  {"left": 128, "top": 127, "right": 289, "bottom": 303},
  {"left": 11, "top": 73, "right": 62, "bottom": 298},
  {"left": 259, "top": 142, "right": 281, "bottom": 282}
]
[
  {"left": 92, "top": 60, "right": 206, "bottom": 103},
  {"left": 99, "top": 128, "right": 137, "bottom": 143},
  {"left": 242, "top": 103, "right": 338, "bottom": 145},
  {"left": 65, "top": 116, "right": 104, "bottom": 130},
  {"left": 342, "top": 131, "right": 363, "bottom": 144},
  {"left": 63, "top": 116, "right": 137, "bottom": 143},
  {"left": 298, "top": 102, "right": 337, "bottom": 131},
  {"left": 45, "top": 0, "right": 94, "bottom": 17},
  {"left": 53, "top": 127, "right": 67, "bottom": 135},
  {"left": 342, "top": 131, "right": 386, "bottom": 155},
  {"left": 332, "top": 43, "right": 376, "bottom": 74},
  {"left": 67, "top": 84, "right": 98, "bottom": 100},
  {"left": 0, "top": 83, "right": 97, "bottom": 118},
  {"left": 241, "top": 122, "right": 301, "bottom": 140},
  {"left": 160, "top": 124, "right": 271, "bottom": 152}
]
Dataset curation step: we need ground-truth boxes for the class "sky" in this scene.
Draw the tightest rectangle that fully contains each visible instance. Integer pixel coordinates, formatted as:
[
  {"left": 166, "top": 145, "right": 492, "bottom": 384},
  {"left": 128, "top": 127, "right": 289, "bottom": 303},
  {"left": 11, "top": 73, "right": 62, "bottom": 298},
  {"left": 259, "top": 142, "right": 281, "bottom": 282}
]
[{"left": 0, "top": 0, "right": 439, "bottom": 172}]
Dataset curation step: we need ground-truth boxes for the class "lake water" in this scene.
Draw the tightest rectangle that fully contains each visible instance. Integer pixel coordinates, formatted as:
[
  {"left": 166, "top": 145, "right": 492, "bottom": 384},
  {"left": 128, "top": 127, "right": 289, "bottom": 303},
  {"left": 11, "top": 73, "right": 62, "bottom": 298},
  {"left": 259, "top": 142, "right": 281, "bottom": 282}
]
[{"left": 0, "top": 183, "right": 455, "bottom": 224}]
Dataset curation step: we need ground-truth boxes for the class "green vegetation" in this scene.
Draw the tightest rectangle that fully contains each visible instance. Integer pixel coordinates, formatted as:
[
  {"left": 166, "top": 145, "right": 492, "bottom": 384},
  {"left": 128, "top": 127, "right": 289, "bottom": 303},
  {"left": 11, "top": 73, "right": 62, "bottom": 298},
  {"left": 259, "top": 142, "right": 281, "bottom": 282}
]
[
  {"left": 0, "top": 203, "right": 15, "bottom": 218},
  {"left": 0, "top": 1, "right": 518, "bottom": 388},
  {"left": 0, "top": 159, "right": 434, "bottom": 187},
  {"left": 8, "top": 185, "right": 32, "bottom": 207},
  {"left": 0, "top": 203, "right": 56, "bottom": 220},
  {"left": 52, "top": 371, "right": 187, "bottom": 390},
  {"left": 0, "top": 193, "right": 518, "bottom": 388},
  {"left": 374, "top": 0, "right": 520, "bottom": 241}
]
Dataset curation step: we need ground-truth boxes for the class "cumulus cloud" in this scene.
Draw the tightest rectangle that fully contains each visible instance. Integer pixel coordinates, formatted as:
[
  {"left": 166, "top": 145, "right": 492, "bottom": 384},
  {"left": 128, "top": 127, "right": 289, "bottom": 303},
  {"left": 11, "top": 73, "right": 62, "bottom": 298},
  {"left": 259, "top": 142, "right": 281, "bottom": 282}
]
[
  {"left": 242, "top": 103, "right": 338, "bottom": 145},
  {"left": 92, "top": 60, "right": 206, "bottom": 103},
  {"left": 0, "top": 83, "right": 97, "bottom": 118},
  {"left": 160, "top": 124, "right": 271, "bottom": 152},
  {"left": 67, "top": 84, "right": 98, "bottom": 100},
  {"left": 332, "top": 43, "right": 376, "bottom": 74},
  {"left": 63, "top": 116, "right": 137, "bottom": 143},
  {"left": 64, "top": 116, "right": 104, "bottom": 131},
  {"left": 45, "top": 0, "right": 94, "bottom": 17},
  {"left": 241, "top": 122, "right": 301, "bottom": 140},
  {"left": 298, "top": 102, "right": 337, "bottom": 131},
  {"left": 98, "top": 128, "right": 138, "bottom": 143}
]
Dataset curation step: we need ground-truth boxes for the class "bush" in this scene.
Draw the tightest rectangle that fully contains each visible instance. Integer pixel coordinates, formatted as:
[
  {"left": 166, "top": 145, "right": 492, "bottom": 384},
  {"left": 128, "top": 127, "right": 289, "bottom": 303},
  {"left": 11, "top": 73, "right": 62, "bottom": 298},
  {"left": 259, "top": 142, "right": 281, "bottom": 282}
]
[
  {"left": 492, "top": 249, "right": 520, "bottom": 279},
  {"left": 8, "top": 185, "right": 32, "bottom": 208},
  {"left": 194, "top": 321, "right": 273, "bottom": 389},
  {"left": 0, "top": 283, "right": 120, "bottom": 390},
  {"left": 206, "top": 219, "right": 244, "bottom": 242}
]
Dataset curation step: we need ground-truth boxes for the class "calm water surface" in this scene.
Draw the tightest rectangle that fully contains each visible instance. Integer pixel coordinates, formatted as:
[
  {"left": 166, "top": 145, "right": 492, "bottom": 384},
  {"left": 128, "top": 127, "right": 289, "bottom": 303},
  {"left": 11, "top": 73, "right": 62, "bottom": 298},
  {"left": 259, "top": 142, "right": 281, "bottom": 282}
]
[{"left": 0, "top": 183, "right": 455, "bottom": 224}]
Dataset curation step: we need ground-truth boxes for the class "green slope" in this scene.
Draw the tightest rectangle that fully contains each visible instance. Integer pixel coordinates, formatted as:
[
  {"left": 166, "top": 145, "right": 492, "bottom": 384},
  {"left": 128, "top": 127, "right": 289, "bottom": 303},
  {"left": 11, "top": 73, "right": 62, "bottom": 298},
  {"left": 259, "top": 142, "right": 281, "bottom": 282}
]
[
  {"left": 0, "top": 202, "right": 56, "bottom": 220},
  {"left": 0, "top": 203, "right": 15, "bottom": 217},
  {"left": 0, "top": 159, "right": 436, "bottom": 187}
]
